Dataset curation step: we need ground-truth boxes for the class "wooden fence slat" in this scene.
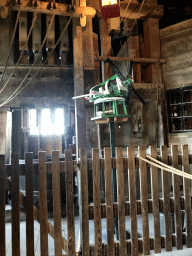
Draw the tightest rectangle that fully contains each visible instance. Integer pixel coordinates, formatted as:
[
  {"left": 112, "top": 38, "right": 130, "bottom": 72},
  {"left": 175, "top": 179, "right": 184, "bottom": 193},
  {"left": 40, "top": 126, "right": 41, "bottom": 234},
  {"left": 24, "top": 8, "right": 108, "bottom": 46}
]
[
  {"left": 182, "top": 145, "right": 192, "bottom": 247},
  {"left": 92, "top": 148, "right": 102, "bottom": 255},
  {"left": 25, "top": 153, "right": 34, "bottom": 256},
  {"left": 150, "top": 146, "right": 161, "bottom": 253},
  {"left": 0, "top": 155, "right": 5, "bottom": 256},
  {"left": 127, "top": 147, "right": 138, "bottom": 256},
  {"left": 11, "top": 153, "right": 20, "bottom": 256},
  {"left": 65, "top": 149, "right": 76, "bottom": 256},
  {"left": 116, "top": 147, "right": 126, "bottom": 256},
  {"left": 38, "top": 151, "right": 48, "bottom": 256},
  {"left": 80, "top": 148, "right": 89, "bottom": 256},
  {"left": 160, "top": 145, "right": 172, "bottom": 251},
  {"left": 104, "top": 148, "right": 114, "bottom": 256},
  {"left": 138, "top": 146, "right": 150, "bottom": 255},
  {"left": 171, "top": 145, "right": 183, "bottom": 250},
  {"left": 52, "top": 150, "right": 62, "bottom": 256}
]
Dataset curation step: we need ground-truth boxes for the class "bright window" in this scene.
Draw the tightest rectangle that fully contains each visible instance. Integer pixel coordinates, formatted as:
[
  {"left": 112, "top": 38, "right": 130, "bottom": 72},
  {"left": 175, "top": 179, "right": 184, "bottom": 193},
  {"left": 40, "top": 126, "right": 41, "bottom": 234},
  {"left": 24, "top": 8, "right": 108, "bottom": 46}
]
[
  {"left": 29, "top": 108, "right": 64, "bottom": 135},
  {"left": 102, "top": 0, "right": 117, "bottom": 6}
]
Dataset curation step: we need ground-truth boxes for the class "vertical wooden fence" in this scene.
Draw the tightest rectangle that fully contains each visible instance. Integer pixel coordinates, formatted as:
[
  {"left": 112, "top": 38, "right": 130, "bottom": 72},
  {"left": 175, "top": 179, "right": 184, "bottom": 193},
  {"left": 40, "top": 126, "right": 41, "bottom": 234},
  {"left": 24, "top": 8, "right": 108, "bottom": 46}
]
[{"left": 0, "top": 145, "right": 192, "bottom": 255}]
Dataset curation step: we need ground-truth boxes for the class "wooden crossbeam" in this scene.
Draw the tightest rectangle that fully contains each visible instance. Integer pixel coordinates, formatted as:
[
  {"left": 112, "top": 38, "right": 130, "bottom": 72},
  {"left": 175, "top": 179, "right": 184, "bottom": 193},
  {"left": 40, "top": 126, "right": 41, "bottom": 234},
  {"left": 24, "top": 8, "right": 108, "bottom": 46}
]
[{"left": 95, "top": 55, "right": 166, "bottom": 64}]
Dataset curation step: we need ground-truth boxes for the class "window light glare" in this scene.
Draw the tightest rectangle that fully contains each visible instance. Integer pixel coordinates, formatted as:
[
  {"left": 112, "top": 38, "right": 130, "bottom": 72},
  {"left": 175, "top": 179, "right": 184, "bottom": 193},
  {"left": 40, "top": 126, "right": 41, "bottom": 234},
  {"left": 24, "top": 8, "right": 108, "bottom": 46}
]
[
  {"left": 29, "top": 108, "right": 64, "bottom": 135},
  {"left": 102, "top": 0, "right": 117, "bottom": 6}
]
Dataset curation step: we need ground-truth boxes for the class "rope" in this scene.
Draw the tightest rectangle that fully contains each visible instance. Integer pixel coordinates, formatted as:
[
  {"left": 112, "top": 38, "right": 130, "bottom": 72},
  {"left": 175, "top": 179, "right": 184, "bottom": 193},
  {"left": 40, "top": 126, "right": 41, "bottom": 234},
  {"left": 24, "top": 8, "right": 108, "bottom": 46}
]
[
  {"left": 0, "top": 13, "right": 55, "bottom": 107},
  {"left": 0, "top": 10, "right": 21, "bottom": 85},
  {"left": 0, "top": 11, "right": 37, "bottom": 95},
  {"left": 137, "top": 155, "right": 192, "bottom": 180},
  {"left": 0, "top": 15, "right": 72, "bottom": 107}
]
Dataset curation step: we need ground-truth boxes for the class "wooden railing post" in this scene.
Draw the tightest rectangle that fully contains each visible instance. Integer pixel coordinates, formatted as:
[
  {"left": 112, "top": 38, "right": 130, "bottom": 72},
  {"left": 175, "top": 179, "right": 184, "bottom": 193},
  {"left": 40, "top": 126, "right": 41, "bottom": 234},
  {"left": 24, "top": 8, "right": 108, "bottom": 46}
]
[
  {"left": 52, "top": 150, "right": 62, "bottom": 256},
  {"left": 171, "top": 145, "right": 183, "bottom": 250},
  {"left": 38, "top": 151, "right": 48, "bottom": 256},
  {"left": 150, "top": 146, "right": 161, "bottom": 253},
  {"left": 65, "top": 149, "right": 76, "bottom": 256},
  {"left": 160, "top": 145, "right": 172, "bottom": 251},
  {"left": 116, "top": 147, "right": 126, "bottom": 256},
  {"left": 92, "top": 148, "right": 102, "bottom": 255},
  {"left": 138, "top": 146, "right": 150, "bottom": 255},
  {"left": 127, "top": 147, "right": 138, "bottom": 256},
  {"left": 0, "top": 155, "right": 5, "bottom": 256},
  {"left": 104, "top": 147, "right": 114, "bottom": 256},
  {"left": 80, "top": 148, "right": 89, "bottom": 256},
  {"left": 11, "top": 153, "right": 20, "bottom": 256},
  {"left": 182, "top": 145, "right": 192, "bottom": 248},
  {"left": 25, "top": 152, "right": 34, "bottom": 256}
]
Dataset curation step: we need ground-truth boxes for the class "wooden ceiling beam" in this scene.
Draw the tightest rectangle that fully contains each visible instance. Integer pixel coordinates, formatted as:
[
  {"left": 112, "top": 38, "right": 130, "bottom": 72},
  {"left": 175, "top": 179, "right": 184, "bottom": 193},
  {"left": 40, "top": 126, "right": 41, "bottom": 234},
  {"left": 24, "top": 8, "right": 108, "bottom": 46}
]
[{"left": 120, "top": 2, "right": 163, "bottom": 19}]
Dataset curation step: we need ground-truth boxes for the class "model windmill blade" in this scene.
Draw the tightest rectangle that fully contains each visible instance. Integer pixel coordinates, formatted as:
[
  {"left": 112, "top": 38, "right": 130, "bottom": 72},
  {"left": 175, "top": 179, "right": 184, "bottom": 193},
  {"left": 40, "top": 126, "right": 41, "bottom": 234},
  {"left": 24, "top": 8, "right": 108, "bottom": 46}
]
[{"left": 105, "top": 57, "right": 146, "bottom": 105}]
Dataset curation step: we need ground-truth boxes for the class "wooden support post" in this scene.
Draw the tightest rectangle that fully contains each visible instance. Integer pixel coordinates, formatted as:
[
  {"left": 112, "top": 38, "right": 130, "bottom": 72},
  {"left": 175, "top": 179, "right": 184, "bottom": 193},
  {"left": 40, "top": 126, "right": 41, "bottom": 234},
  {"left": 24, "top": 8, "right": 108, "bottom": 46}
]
[
  {"left": 131, "top": 36, "right": 142, "bottom": 83},
  {"left": 83, "top": 16, "right": 94, "bottom": 69},
  {"left": 99, "top": 19, "right": 112, "bottom": 82},
  {"left": 12, "top": 109, "right": 22, "bottom": 155},
  {"left": 143, "top": 18, "right": 162, "bottom": 84},
  {"left": 73, "top": 18, "right": 86, "bottom": 158}
]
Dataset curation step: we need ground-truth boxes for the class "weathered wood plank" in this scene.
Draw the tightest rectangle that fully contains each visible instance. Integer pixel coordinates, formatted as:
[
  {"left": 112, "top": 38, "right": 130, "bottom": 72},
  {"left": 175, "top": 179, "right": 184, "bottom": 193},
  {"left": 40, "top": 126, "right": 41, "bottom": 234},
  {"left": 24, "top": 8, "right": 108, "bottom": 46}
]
[
  {"left": 92, "top": 148, "right": 102, "bottom": 255},
  {"left": 116, "top": 147, "right": 126, "bottom": 256},
  {"left": 52, "top": 150, "right": 62, "bottom": 256},
  {"left": 25, "top": 153, "right": 34, "bottom": 256},
  {"left": 0, "top": 155, "right": 5, "bottom": 256},
  {"left": 182, "top": 145, "right": 192, "bottom": 247},
  {"left": 160, "top": 145, "right": 172, "bottom": 251},
  {"left": 80, "top": 148, "right": 89, "bottom": 255},
  {"left": 65, "top": 149, "right": 76, "bottom": 256},
  {"left": 127, "top": 147, "right": 138, "bottom": 256},
  {"left": 139, "top": 146, "right": 150, "bottom": 255},
  {"left": 171, "top": 145, "right": 183, "bottom": 250},
  {"left": 11, "top": 153, "right": 20, "bottom": 256},
  {"left": 38, "top": 151, "right": 48, "bottom": 256},
  {"left": 150, "top": 146, "right": 161, "bottom": 253},
  {"left": 104, "top": 148, "right": 114, "bottom": 256}
]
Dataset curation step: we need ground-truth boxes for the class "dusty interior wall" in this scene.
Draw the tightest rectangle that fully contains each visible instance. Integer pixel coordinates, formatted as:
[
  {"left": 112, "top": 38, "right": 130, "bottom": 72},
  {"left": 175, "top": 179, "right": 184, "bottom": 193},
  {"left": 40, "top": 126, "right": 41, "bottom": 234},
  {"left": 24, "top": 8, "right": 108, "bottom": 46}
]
[{"left": 160, "top": 19, "right": 192, "bottom": 151}]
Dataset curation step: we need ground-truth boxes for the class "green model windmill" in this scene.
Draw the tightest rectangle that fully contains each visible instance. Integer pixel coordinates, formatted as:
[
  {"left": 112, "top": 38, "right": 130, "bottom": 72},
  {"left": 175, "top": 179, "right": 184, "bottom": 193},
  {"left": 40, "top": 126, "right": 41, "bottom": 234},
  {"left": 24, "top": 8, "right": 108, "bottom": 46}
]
[
  {"left": 73, "top": 57, "right": 146, "bottom": 120},
  {"left": 73, "top": 58, "right": 146, "bottom": 240}
]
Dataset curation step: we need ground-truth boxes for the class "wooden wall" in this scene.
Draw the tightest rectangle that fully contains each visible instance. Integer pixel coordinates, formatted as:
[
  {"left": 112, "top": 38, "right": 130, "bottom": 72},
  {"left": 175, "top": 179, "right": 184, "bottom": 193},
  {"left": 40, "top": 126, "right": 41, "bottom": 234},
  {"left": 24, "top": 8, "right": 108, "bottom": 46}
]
[{"left": 160, "top": 18, "right": 192, "bottom": 150}]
